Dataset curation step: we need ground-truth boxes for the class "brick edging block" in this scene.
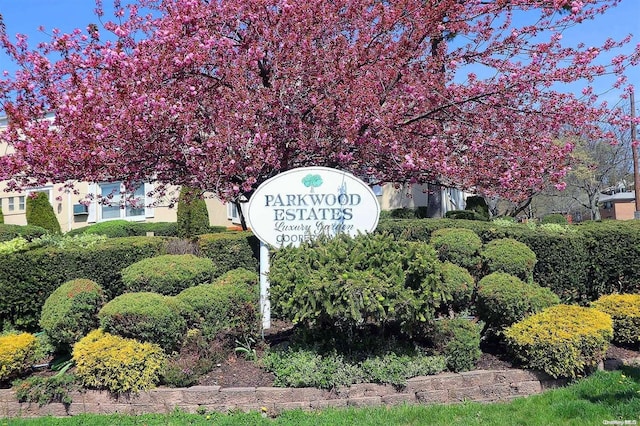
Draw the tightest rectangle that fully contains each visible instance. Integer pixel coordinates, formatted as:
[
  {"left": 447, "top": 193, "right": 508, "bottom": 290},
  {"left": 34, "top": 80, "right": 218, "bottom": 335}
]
[{"left": 0, "top": 366, "right": 588, "bottom": 419}]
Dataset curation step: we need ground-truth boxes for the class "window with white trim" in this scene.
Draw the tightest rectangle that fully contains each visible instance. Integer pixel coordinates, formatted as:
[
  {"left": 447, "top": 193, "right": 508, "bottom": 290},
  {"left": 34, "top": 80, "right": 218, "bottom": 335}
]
[{"left": 88, "top": 181, "right": 154, "bottom": 222}]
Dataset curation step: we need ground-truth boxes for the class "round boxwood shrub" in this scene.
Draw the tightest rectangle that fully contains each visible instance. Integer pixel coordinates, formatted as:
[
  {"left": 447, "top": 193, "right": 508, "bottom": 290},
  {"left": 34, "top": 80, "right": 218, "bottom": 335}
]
[
  {"left": 476, "top": 272, "right": 560, "bottom": 330},
  {"left": 429, "top": 228, "right": 482, "bottom": 273},
  {"left": 176, "top": 278, "right": 259, "bottom": 341},
  {"left": 438, "top": 262, "right": 475, "bottom": 315},
  {"left": 121, "top": 254, "right": 216, "bottom": 295},
  {"left": 39, "top": 279, "right": 104, "bottom": 351},
  {"left": 504, "top": 304, "right": 613, "bottom": 378},
  {"left": 430, "top": 318, "right": 482, "bottom": 372},
  {"left": 0, "top": 332, "right": 37, "bottom": 382},
  {"left": 591, "top": 294, "right": 640, "bottom": 346},
  {"left": 98, "top": 292, "right": 187, "bottom": 352},
  {"left": 215, "top": 267, "right": 259, "bottom": 288},
  {"left": 541, "top": 213, "right": 568, "bottom": 225},
  {"left": 481, "top": 238, "right": 537, "bottom": 282},
  {"left": 73, "top": 329, "right": 166, "bottom": 393}
]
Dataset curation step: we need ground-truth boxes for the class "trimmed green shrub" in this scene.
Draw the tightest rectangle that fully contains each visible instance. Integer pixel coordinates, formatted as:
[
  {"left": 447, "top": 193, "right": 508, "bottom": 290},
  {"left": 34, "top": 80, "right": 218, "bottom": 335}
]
[
  {"left": 177, "top": 186, "right": 211, "bottom": 238},
  {"left": 481, "top": 238, "right": 537, "bottom": 282},
  {"left": 430, "top": 318, "right": 482, "bottom": 372},
  {"left": 25, "top": 192, "right": 61, "bottom": 234},
  {"left": 0, "top": 207, "right": 3, "bottom": 224},
  {"left": 197, "top": 232, "right": 258, "bottom": 275},
  {"left": 444, "top": 210, "right": 488, "bottom": 221},
  {"left": 0, "top": 236, "right": 165, "bottom": 331},
  {"left": 121, "top": 254, "right": 216, "bottom": 295},
  {"left": 504, "top": 304, "right": 613, "bottom": 378},
  {"left": 429, "top": 227, "right": 482, "bottom": 272},
  {"left": 592, "top": 294, "right": 640, "bottom": 346},
  {"left": 541, "top": 213, "right": 568, "bottom": 225},
  {"left": 215, "top": 267, "right": 259, "bottom": 288},
  {"left": 39, "top": 279, "right": 104, "bottom": 351},
  {"left": 476, "top": 272, "right": 560, "bottom": 330},
  {"left": 0, "top": 224, "right": 49, "bottom": 242},
  {"left": 438, "top": 262, "right": 475, "bottom": 315},
  {"left": 66, "top": 221, "right": 184, "bottom": 237},
  {"left": 73, "top": 329, "right": 166, "bottom": 393},
  {"left": 577, "top": 220, "right": 640, "bottom": 299},
  {"left": 269, "top": 233, "right": 449, "bottom": 335},
  {"left": 98, "top": 292, "right": 187, "bottom": 352},
  {"left": 176, "top": 272, "right": 259, "bottom": 340},
  {"left": 465, "top": 195, "right": 489, "bottom": 219},
  {"left": 0, "top": 332, "right": 37, "bottom": 383}
]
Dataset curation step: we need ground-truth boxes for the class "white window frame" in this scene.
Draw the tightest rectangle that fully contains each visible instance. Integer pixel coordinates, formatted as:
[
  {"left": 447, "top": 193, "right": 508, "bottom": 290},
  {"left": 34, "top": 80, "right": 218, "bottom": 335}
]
[{"left": 87, "top": 181, "right": 154, "bottom": 223}]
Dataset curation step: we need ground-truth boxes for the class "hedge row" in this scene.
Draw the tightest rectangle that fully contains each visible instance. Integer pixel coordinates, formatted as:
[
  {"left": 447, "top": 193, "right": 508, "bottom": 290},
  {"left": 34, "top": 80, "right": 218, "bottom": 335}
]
[
  {"left": 0, "top": 232, "right": 258, "bottom": 331},
  {"left": 376, "top": 218, "right": 639, "bottom": 304},
  {"left": 66, "top": 220, "right": 227, "bottom": 238}
]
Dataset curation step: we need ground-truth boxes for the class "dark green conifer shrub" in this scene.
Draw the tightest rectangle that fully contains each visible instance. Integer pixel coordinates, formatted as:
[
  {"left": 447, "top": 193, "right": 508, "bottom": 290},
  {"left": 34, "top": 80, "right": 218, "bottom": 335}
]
[
  {"left": 39, "top": 279, "right": 104, "bottom": 351},
  {"left": 176, "top": 186, "right": 210, "bottom": 238},
  {"left": 25, "top": 192, "right": 61, "bottom": 234},
  {"left": 438, "top": 262, "right": 475, "bottom": 315},
  {"left": 0, "top": 207, "right": 4, "bottom": 224},
  {"left": 464, "top": 196, "right": 489, "bottom": 219},
  {"left": 269, "top": 233, "right": 450, "bottom": 335}
]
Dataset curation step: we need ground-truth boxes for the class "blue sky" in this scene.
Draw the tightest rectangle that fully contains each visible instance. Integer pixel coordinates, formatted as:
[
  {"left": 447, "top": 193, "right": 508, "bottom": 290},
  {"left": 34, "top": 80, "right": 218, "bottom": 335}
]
[{"left": 0, "top": 0, "right": 638, "bottom": 107}]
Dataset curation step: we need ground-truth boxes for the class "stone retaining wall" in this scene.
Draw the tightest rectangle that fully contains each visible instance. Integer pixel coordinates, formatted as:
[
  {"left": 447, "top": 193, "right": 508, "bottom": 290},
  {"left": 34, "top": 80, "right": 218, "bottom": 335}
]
[{"left": 0, "top": 368, "right": 568, "bottom": 418}]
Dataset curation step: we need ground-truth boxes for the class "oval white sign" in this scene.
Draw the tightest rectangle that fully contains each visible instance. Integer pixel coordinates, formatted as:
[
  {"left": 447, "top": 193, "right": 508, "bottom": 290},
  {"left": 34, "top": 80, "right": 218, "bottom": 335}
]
[{"left": 246, "top": 167, "right": 380, "bottom": 247}]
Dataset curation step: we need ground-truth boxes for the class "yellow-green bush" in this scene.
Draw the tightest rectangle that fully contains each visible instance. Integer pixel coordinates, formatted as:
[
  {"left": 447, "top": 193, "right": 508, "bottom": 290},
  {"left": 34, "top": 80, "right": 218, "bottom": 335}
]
[
  {"left": 504, "top": 305, "right": 613, "bottom": 378},
  {"left": 72, "top": 329, "right": 166, "bottom": 393},
  {"left": 0, "top": 332, "right": 37, "bottom": 382},
  {"left": 592, "top": 294, "right": 640, "bottom": 346}
]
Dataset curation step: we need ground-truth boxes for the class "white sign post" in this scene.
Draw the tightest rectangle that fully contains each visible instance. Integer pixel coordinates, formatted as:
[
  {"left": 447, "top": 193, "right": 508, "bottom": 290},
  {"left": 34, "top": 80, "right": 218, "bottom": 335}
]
[{"left": 246, "top": 167, "right": 381, "bottom": 330}]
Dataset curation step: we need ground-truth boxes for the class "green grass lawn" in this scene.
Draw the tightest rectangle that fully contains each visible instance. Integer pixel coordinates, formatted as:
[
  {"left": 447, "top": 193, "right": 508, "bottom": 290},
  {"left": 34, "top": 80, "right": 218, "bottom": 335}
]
[{"left": 4, "top": 367, "right": 640, "bottom": 426}]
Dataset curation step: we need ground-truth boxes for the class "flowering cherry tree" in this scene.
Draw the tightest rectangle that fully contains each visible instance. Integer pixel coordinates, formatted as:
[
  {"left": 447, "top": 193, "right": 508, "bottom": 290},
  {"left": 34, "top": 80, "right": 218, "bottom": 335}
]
[{"left": 0, "top": 0, "right": 638, "bottom": 204}]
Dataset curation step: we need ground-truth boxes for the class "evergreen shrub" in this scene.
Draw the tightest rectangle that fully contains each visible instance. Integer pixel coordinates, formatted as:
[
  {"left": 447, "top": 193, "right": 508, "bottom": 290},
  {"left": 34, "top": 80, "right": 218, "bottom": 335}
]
[
  {"left": 481, "top": 238, "right": 537, "bottom": 282},
  {"left": 541, "top": 213, "right": 568, "bottom": 225},
  {"left": 98, "top": 292, "right": 187, "bottom": 352},
  {"left": 39, "top": 279, "right": 104, "bottom": 351},
  {"left": 429, "top": 227, "right": 482, "bottom": 272},
  {"left": 504, "top": 304, "right": 613, "bottom": 378},
  {"left": 444, "top": 210, "right": 488, "bottom": 221},
  {"left": 465, "top": 195, "right": 489, "bottom": 219},
  {"left": 73, "top": 329, "right": 165, "bottom": 393},
  {"left": 25, "top": 192, "right": 61, "bottom": 234},
  {"left": 438, "top": 262, "right": 475, "bottom": 315},
  {"left": 476, "top": 272, "right": 559, "bottom": 330},
  {"left": 197, "top": 232, "right": 258, "bottom": 275},
  {"left": 121, "top": 254, "right": 216, "bottom": 295},
  {"left": 66, "top": 221, "right": 182, "bottom": 237},
  {"left": 0, "top": 332, "right": 37, "bottom": 382},
  {"left": 269, "top": 233, "right": 449, "bottom": 334},
  {"left": 215, "top": 267, "right": 259, "bottom": 288},
  {"left": 0, "top": 236, "right": 165, "bottom": 331},
  {"left": 430, "top": 318, "right": 482, "bottom": 372},
  {"left": 592, "top": 294, "right": 640, "bottom": 346},
  {"left": 176, "top": 186, "right": 210, "bottom": 238},
  {"left": 0, "top": 224, "right": 49, "bottom": 242},
  {"left": 176, "top": 270, "right": 259, "bottom": 340},
  {"left": 0, "top": 207, "right": 3, "bottom": 224}
]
